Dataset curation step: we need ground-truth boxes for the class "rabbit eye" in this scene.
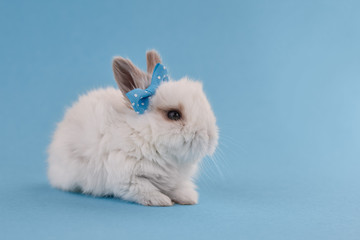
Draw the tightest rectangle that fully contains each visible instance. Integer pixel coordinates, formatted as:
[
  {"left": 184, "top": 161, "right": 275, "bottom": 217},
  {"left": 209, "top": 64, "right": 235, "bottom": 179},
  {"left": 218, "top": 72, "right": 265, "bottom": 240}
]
[{"left": 167, "top": 110, "right": 181, "bottom": 121}]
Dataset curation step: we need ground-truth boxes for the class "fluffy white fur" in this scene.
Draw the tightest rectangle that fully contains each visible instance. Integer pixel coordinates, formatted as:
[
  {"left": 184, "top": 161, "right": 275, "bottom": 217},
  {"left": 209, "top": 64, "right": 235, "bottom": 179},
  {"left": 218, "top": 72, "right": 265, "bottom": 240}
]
[{"left": 47, "top": 52, "right": 218, "bottom": 206}]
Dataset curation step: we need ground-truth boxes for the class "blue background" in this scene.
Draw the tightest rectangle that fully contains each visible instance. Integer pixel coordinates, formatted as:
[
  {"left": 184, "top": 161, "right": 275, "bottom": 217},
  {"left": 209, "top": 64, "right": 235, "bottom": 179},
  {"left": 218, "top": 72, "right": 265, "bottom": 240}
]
[{"left": 1, "top": 0, "right": 360, "bottom": 239}]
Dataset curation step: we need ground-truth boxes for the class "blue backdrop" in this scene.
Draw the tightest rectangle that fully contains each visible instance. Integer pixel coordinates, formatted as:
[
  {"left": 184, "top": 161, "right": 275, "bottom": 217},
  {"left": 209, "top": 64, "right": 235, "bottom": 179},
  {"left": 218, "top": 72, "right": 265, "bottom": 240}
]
[{"left": 1, "top": 0, "right": 360, "bottom": 239}]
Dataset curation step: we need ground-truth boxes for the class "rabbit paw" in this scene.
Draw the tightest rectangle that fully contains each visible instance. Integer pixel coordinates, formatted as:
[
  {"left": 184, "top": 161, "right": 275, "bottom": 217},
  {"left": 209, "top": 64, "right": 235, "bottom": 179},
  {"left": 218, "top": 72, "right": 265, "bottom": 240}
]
[
  {"left": 171, "top": 188, "right": 198, "bottom": 205},
  {"left": 138, "top": 192, "right": 173, "bottom": 207}
]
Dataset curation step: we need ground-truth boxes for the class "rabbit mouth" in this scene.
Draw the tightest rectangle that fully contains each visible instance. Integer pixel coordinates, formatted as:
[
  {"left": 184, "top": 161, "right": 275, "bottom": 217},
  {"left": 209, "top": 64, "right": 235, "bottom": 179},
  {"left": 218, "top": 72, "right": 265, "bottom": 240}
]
[
  {"left": 181, "top": 130, "right": 211, "bottom": 161},
  {"left": 155, "top": 127, "right": 217, "bottom": 163}
]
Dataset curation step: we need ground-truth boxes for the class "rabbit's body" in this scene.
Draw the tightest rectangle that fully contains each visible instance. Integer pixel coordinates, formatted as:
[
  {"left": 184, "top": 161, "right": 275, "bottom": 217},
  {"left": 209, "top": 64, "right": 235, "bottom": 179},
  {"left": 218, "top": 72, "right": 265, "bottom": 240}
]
[{"left": 48, "top": 51, "right": 218, "bottom": 206}]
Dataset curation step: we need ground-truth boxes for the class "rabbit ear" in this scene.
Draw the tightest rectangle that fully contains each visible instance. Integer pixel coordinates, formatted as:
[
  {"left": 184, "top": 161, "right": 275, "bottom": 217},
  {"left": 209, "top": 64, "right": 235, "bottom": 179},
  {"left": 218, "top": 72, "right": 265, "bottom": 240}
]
[
  {"left": 146, "top": 50, "right": 162, "bottom": 74},
  {"left": 112, "top": 57, "right": 149, "bottom": 97}
]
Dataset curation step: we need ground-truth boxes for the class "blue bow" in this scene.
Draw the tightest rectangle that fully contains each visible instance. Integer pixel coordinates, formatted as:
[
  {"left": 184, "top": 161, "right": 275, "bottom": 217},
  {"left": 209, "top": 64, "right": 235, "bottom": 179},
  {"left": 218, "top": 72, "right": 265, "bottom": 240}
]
[{"left": 126, "top": 63, "right": 169, "bottom": 114}]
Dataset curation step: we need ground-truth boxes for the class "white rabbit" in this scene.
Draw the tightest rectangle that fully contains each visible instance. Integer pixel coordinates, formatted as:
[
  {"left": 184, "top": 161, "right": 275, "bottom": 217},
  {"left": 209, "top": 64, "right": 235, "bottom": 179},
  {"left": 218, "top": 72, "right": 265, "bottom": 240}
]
[{"left": 47, "top": 50, "right": 218, "bottom": 206}]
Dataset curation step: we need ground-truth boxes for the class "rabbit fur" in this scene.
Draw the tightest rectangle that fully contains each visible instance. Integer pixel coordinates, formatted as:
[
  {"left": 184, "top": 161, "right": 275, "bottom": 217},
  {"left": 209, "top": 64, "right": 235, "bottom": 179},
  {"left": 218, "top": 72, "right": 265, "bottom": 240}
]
[{"left": 47, "top": 50, "right": 218, "bottom": 206}]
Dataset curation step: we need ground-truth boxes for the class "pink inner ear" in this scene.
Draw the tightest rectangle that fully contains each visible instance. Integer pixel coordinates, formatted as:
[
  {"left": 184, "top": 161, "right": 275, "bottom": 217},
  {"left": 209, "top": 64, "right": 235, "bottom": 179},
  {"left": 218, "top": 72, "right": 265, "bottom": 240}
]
[
  {"left": 112, "top": 58, "right": 136, "bottom": 93},
  {"left": 112, "top": 57, "right": 149, "bottom": 92}
]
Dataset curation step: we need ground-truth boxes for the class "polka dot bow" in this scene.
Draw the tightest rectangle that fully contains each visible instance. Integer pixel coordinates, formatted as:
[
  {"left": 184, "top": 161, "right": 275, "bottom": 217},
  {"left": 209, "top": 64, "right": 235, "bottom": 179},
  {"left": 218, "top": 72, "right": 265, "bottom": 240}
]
[{"left": 126, "top": 63, "right": 169, "bottom": 114}]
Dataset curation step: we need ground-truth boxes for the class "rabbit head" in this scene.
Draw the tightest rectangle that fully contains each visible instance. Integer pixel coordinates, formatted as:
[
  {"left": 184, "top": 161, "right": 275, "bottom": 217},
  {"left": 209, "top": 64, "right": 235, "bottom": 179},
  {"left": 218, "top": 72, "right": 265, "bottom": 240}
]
[{"left": 112, "top": 50, "right": 218, "bottom": 163}]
